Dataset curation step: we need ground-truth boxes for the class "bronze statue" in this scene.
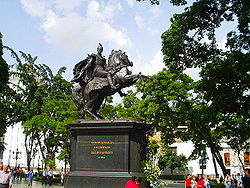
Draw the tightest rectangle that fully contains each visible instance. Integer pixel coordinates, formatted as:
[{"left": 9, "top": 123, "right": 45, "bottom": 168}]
[{"left": 72, "top": 43, "right": 152, "bottom": 119}]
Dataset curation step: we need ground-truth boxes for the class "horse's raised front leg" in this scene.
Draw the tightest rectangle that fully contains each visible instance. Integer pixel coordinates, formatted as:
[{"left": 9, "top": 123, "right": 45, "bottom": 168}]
[{"left": 72, "top": 85, "right": 85, "bottom": 118}]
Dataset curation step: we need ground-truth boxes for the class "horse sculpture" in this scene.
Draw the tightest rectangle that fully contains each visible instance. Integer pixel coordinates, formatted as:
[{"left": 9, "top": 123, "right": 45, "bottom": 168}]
[{"left": 72, "top": 47, "right": 152, "bottom": 119}]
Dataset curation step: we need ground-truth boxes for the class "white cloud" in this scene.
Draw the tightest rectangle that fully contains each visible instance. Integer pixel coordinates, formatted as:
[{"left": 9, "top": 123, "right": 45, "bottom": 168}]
[
  {"left": 54, "top": 0, "right": 85, "bottom": 13},
  {"left": 135, "top": 14, "right": 160, "bottom": 35},
  {"left": 133, "top": 50, "right": 164, "bottom": 76},
  {"left": 184, "top": 68, "right": 201, "bottom": 81},
  {"left": 149, "top": 6, "right": 163, "bottom": 17},
  {"left": 86, "top": 0, "right": 120, "bottom": 21},
  {"left": 21, "top": 0, "right": 130, "bottom": 56},
  {"left": 135, "top": 15, "right": 145, "bottom": 29},
  {"left": 21, "top": 0, "right": 48, "bottom": 17},
  {"left": 126, "top": 0, "right": 135, "bottom": 8},
  {"left": 217, "top": 37, "right": 228, "bottom": 51}
]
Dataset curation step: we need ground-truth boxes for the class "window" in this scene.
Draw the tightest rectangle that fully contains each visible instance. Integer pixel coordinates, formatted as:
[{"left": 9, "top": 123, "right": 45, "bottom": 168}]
[
  {"left": 244, "top": 152, "right": 250, "bottom": 165},
  {"left": 224, "top": 153, "right": 230, "bottom": 166}
]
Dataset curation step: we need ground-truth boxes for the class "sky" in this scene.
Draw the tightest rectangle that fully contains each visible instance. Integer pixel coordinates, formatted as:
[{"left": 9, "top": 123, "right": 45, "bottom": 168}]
[{"left": 0, "top": 0, "right": 196, "bottom": 82}]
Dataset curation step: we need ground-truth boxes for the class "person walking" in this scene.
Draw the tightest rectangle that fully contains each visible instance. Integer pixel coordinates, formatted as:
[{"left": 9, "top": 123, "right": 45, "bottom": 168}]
[
  {"left": 27, "top": 169, "right": 34, "bottom": 186},
  {"left": 204, "top": 175, "right": 211, "bottom": 188},
  {"left": 125, "top": 176, "right": 141, "bottom": 188},
  {"left": 242, "top": 169, "right": 250, "bottom": 188},
  {"left": 197, "top": 174, "right": 205, "bottom": 188},
  {"left": 42, "top": 168, "right": 48, "bottom": 186},
  {"left": 0, "top": 165, "right": 13, "bottom": 188},
  {"left": 47, "top": 169, "right": 54, "bottom": 186},
  {"left": 185, "top": 174, "right": 192, "bottom": 188},
  {"left": 235, "top": 173, "right": 242, "bottom": 188},
  {"left": 225, "top": 174, "right": 233, "bottom": 188}
]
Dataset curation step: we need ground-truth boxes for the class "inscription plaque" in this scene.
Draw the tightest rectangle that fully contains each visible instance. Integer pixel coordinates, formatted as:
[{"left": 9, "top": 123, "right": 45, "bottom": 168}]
[{"left": 76, "top": 134, "right": 129, "bottom": 171}]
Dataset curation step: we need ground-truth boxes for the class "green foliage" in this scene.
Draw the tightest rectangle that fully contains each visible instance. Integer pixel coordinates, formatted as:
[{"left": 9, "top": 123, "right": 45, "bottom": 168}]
[
  {"left": 161, "top": 0, "right": 250, "bottom": 175},
  {"left": 21, "top": 71, "right": 78, "bottom": 168},
  {"left": 142, "top": 133, "right": 187, "bottom": 187},
  {"left": 210, "top": 183, "right": 225, "bottom": 188},
  {"left": 0, "top": 32, "right": 9, "bottom": 92},
  {"left": 3, "top": 47, "right": 78, "bottom": 168},
  {"left": 159, "top": 152, "right": 187, "bottom": 175},
  {"left": 0, "top": 33, "right": 9, "bottom": 151},
  {"left": 119, "top": 69, "right": 193, "bottom": 144},
  {"left": 135, "top": 0, "right": 249, "bottom": 179}
]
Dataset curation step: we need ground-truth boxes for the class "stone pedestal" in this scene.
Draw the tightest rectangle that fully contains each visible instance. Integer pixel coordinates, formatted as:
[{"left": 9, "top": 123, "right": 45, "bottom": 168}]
[{"left": 64, "top": 118, "right": 151, "bottom": 188}]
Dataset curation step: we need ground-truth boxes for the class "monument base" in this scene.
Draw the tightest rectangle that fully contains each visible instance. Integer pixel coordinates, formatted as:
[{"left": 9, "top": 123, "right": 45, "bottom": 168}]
[
  {"left": 65, "top": 171, "right": 148, "bottom": 188},
  {"left": 64, "top": 118, "right": 150, "bottom": 188}
]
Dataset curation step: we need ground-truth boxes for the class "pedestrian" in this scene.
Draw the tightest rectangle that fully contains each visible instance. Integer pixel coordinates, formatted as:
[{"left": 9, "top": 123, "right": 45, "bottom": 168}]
[
  {"left": 27, "top": 169, "right": 34, "bottom": 186},
  {"left": 220, "top": 176, "right": 224, "bottom": 184},
  {"left": 191, "top": 175, "right": 198, "bottom": 188},
  {"left": 19, "top": 168, "right": 24, "bottom": 181},
  {"left": 125, "top": 176, "right": 142, "bottom": 188},
  {"left": 231, "top": 174, "right": 237, "bottom": 188},
  {"left": 185, "top": 174, "right": 192, "bottom": 188},
  {"left": 16, "top": 168, "right": 20, "bottom": 181},
  {"left": 242, "top": 169, "right": 250, "bottom": 188},
  {"left": 197, "top": 174, "right": 205, "bottom": 188},
  {"left": 47, "top": 169, "right": 54, "bottom": 186},
  {"left": 0, "top": 165, "right": 13, "bottom": 188},
  {"left": 236, "top": 173, "right": 242, "bottom": 188},
  {"left": 204, "top": 175, "right": 211, "bottom": 188},
  {"left": 42, "top": 168, "right": 48, "bottom": 186},
  {"left": 225, "top": 174, "right": 232, "bottom": 188}
]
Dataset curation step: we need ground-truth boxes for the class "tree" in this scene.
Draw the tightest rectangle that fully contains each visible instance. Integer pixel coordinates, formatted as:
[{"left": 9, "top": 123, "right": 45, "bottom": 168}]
[
  {"left": 161, "top": 0, "right": 250, "bottom": 175},
  {"left": 3, "top": 47, "right": 78, "bottom": 169},
  {"left": 0, "top": 33, "right": 8, "bottom": 92},
  {"left": 114, "top": 69, "right": 192, "bottom": 183},
  {"left": 24, "top": 97, "right": 78, "bottom": 168},
  {"left": 0, "top": 33, "right": 9, "bottom": 151}
]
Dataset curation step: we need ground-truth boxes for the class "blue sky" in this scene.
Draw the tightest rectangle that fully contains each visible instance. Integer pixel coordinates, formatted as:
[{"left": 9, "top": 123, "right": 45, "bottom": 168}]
[{"left": 0, "top": 0, "right": 193, "bottom": 81}]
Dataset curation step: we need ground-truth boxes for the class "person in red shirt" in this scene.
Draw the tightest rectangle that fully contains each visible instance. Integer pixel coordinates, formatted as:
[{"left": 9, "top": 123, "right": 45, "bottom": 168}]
[
  {"left": 185, "top": 174, "right": 192, "bottom": 188},
  {"left": 125, "top": 176, "right": 141, "bottom": 188},
  {"left": 197, "top": 175, "right": 205, "bottom": 188}
]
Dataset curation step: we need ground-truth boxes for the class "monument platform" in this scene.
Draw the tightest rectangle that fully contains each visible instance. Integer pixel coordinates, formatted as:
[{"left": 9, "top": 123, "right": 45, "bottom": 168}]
[{"left": 64, "top": 118, "right": 151, "bottom": 188}]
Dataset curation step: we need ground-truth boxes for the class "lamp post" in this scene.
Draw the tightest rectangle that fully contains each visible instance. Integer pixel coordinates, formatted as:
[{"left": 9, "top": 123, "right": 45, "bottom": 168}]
[
  {"left": 13, "top": 148, "right": 21, "bottom": 168},
  {"left": 8, "top": 150, "right": 11, "bottom": 166}
]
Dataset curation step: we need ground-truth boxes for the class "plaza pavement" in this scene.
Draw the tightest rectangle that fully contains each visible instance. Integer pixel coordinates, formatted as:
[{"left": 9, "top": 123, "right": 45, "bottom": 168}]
[
  {"left": 12, "top": 180, "right": 61, "bottom": 188},
  {"left": 161, "top": 180, "right": 184, "bottom": 188},
  {"left": 12, "top": 179, "right": 183, "bottom": 188}
]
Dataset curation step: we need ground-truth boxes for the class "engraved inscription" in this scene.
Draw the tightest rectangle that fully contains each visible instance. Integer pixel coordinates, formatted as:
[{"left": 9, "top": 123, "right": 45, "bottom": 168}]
[
  {"left": 90, "top": 141, "right": 114, "bottom": 159},
  {"left": 76, "top": 135, "right": 129, "bottom": 171}
]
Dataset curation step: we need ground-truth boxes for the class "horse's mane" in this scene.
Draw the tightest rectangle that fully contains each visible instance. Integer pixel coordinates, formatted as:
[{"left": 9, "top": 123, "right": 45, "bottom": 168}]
[{"left": 108, "top": 49, "right": 124, "bottom": 68}]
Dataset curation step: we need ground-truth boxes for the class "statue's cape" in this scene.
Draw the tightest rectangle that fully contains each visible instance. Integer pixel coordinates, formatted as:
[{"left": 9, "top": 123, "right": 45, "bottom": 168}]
[{"left": 72, "top": 54, "right": 96, "bottom": 84}]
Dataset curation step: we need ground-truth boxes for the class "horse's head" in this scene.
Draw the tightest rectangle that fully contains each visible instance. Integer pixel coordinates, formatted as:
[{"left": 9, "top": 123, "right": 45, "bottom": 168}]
[
  {"left": 119, "top": 51, "right": 133, "bottom": 67},
  {"left": 108, "top": 50, "right": 133, "bottom": 67}
]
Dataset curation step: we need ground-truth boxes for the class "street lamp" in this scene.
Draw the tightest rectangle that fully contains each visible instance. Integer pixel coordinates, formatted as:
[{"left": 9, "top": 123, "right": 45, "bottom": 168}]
[{"left": 13, "top": 148, "right": 21, "bottom": 168}]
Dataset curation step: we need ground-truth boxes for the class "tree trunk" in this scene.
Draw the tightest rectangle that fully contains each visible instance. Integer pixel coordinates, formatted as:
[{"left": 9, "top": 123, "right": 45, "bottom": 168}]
[
  {"left": 24, "top": 135, "right": 31, "bottom": 171},
  {"left": 210, "top": 145, "right": 227, "bottom": 176},
  {"left": 237, "top": 151, "right": 245, "bottom": 171},
  {"left": 211, "top": 151, "right": 219, "bottom": 177}
]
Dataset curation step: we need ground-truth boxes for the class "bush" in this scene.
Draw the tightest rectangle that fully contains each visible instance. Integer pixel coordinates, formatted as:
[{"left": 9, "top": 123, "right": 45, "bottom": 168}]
[{"left": 211, "top": 183, "right": 225, "bottom": 188}]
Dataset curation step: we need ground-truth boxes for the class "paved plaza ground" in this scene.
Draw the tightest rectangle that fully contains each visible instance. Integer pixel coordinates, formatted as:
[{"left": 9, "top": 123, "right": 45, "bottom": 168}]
[
  {"left": 12, "top": 179, "right": 183, "bottom": 187},
  {"left": 12, "top": 180, "right": 61, "bottom": 188}
]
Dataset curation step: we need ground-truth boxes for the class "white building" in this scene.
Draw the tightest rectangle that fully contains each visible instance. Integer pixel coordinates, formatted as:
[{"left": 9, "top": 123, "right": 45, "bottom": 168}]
[
  {"left": 168, "top": 139, "right": 250, "bottom": 177},
  {"left": 1, "top": 123, "right": 66, "bottom": 171}
]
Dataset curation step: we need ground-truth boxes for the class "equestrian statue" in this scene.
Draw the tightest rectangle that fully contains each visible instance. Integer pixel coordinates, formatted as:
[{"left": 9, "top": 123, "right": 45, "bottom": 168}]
[{"left": 71, "top": 43, "right": 152, "bottom": 119}]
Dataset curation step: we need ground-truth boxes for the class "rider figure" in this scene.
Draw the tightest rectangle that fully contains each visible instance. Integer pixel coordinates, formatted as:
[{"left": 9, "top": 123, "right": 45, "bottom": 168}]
[{"left": 72, "top": 43, "right": 117, "bottom": 89}]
